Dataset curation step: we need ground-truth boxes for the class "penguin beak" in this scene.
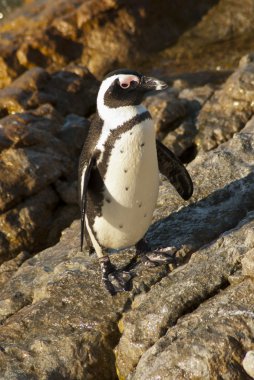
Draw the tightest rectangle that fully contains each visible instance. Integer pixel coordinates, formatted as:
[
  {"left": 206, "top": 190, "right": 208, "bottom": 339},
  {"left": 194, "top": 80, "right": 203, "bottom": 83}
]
[{"left": 140, "top": 76, "right": 168, "bottom": 91}]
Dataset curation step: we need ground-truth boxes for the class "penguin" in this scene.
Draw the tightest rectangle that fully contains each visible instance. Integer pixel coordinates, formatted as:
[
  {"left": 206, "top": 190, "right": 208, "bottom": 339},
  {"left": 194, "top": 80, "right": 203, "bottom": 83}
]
[{"left": 78, "top": 68, "right": 193, "bottom": 295}]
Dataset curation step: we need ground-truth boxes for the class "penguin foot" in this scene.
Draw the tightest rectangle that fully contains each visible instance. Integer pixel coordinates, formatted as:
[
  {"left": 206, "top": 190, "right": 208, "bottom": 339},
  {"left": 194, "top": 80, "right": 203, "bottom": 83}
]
[
  {"left": 136, "top": 239, "right": 177, "bottom": 267},
  {"left": 144, "top": 247, "right": 177, "bottom": 266},
  {"left": 99, "top": 256, "right": 132, "bottom": 295}
]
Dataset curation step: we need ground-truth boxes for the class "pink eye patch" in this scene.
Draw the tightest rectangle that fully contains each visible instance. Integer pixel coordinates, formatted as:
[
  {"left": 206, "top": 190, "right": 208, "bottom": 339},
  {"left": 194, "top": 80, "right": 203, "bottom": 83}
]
[{"left": 119, "top": 75, "right": 139, "bottom": 89}]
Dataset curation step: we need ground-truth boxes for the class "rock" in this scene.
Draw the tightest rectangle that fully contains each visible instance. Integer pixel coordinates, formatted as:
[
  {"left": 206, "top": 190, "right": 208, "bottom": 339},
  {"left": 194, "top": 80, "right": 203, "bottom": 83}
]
[
  {"left": 155, "top": 0, "right": 254, "bottom": 74},
  {"left": 0, "top": 0, "right": 218, "bottom": 80},
  {"left": 242, "top": 351, "right": 254, "bottom": 379},
  {"left": 130, "top": 276, "right": 254, "bottom": 380},
  {"left": 0, "top": 109, "right": 71, "bottom": 213},
  {"left": 195, "top": 54, "right": 254, "bottom": 151},
  {"left": 0, "top": 251, "right": 31, "bottom": 288},
  {"left": 0, "top": 187, "right": 59, "bottom": 264},
  {"left": 115, "top": 116, "right": 254, "bottom": 379},
  {"left": 55, "top": 180, "right": 78, "bottom": 205},
  {"left": 144, "top": 85, "right": 213, "bottom": 160},
  {"left": 0, "top": 65, "right": 99, "bottom": 116},
  {"left": 149, "top": 115, "right": 254, "bottom": 250},
  {"left": 241, "top": 249, "right": 254, "bottom": 279},
  {"left": 144, "top": 89, "right": 189, "bottom": 137},
  {"left": 162, "top": 120, "right": 197, "bottom": 161},
  {"left": 162, "top": 85, "right": 213, "bottom": 159},
  {"left": 0, "top": 97, "right": 89, "bottom": 262},
  {"left": 0, "top": 220, "right": 170, "bottom": 380},
  {"left": 58, "top": 113, "right": 90, "bottom": 159},
  {"left": 0, "top": 97, "right": 254, "bottom": 379},
  {"left": 1, "top": 0, "right": 254, "bottom": 81}
]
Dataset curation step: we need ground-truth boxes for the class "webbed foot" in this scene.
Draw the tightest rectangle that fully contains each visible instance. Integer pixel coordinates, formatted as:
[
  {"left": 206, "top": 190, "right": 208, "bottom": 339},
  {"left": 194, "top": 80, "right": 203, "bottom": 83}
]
[
  {"left": 143, "top": 246, "right": 177, "bottom": 266},
  {"left": 136, "top": 239, "right": 177, "bottom": 267},
  {"left": 99, "top": 256, "right": 133, "bottom": 295}
]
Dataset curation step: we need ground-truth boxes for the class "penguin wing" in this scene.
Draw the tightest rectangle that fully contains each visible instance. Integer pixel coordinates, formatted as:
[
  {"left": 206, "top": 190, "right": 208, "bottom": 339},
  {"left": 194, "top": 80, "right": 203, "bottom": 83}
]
[{"left": 156, "top": 139, "right": 193, "bottom": 200}]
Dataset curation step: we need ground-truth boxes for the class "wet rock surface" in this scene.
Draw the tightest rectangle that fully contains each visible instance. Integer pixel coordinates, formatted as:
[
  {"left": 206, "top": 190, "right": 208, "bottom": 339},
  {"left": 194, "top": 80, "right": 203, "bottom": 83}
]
[{"left": 1, "top": 1, "right": 254, "bottom": 379}]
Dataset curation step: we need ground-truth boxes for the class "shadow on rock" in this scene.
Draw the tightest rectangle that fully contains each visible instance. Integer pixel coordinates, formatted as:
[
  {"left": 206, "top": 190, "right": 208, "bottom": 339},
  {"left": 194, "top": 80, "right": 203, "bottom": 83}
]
[{"left": 147, "top": 171, "right": 254, "bottom": 258}]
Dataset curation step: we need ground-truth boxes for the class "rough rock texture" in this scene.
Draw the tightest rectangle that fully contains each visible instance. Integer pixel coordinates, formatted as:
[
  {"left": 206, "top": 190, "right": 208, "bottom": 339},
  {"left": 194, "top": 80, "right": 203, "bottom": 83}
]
[
  {"left": 130, "top": 275, "right": 254, "bottom": 380},
  {"left": 0, "top": 220, "right": 170, "bottom": 380},
  {"left": 155, "top": 0, "right": 254, "bottom": 75},
  {"left": 196, "top": 54, "right": 254, "bottom": 151},
  {"left": 1, "top": 1, "right": 254, "bottom": 379},
  {"left": 0, "top": 65, "right": 99, "bottom": 116},
  {"left": 115, "top": 116, "right": 254, "bottom": 379},
  {"left": 0, "top": 101, "right": 254, "bottom": 379},
  {"left": 0, "top": 0, "right": 220, "bottom": 82},
  {"left": 0, "top": 65, "right": 96, "bottom": 262}
]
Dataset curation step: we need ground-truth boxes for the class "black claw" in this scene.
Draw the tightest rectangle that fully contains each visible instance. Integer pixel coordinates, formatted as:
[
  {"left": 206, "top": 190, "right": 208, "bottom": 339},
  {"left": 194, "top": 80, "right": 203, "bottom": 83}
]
[{"left": 99, "top": 256, "right": 133, "bottom": 295}]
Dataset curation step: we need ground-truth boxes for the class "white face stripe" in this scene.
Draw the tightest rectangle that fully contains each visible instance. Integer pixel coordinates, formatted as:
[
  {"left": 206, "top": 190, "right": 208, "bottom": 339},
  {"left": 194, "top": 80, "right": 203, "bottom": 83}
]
[{"left": 97, "top": 74, "right": 141, "bottom": 122}]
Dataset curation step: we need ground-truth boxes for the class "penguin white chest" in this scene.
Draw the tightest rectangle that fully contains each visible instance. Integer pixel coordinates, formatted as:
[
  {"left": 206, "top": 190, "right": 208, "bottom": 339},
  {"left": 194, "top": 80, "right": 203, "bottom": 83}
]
[{"left": 93, "top": 119, "right": 159, "bottom": 249}]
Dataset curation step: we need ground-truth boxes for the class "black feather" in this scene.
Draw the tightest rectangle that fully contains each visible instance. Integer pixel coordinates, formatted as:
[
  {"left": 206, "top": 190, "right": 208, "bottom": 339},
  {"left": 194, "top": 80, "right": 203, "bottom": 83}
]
[{"left": 156, "top": 140, "right": 193, "bottom": 200}]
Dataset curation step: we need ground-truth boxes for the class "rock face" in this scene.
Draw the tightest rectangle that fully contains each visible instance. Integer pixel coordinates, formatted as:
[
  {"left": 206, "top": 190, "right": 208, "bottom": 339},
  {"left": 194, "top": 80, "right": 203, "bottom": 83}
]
[
  {"left": 1, "top": 0, "right": 254, "bottom": 82},
  {"left": 196, "top": 54, "right": 254, "bottom": 151},
  {"left": 155, "top": 0, "right": 254, "bottom": 74},
  {"left": 1, "top": 1, "right": 254, "bottom": 379},
  {"left": 0, "top": 93, "right": 254, "bottom": 379},
  {"left": 0, "top": 65, "right": 98, "bottom": 263}
]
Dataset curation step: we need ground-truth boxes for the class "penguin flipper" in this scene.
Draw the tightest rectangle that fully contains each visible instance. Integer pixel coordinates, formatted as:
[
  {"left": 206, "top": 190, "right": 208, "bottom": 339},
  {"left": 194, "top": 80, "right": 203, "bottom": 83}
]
[
  {"left": 80, "top": 156, "right": 97, "bottom": 251},
  {"left": 156, "top": 140, "right": 193, "bottom": 200}
]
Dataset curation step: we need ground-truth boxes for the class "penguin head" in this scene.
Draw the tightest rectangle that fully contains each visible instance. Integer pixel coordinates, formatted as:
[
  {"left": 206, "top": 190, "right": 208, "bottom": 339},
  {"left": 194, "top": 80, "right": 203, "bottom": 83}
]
[{"left": 97, "top": 68, "right": 168, "bottom": 110}]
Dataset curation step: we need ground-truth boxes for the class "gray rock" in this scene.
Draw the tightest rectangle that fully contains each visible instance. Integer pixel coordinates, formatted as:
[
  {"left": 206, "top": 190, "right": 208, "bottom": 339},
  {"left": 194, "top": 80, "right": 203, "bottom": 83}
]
[
  {"left": 0, "top": 220, "right": 170, "bottom": 380},
  {"left": 155, "top": 0, "right": 254, "bottom": 74},
  {"left": 1, "top": 102, "right": 254, "bottom": 379},
  {"left": 130, "top": 275, "right": 254, "bottom": 380},
  {"left": 241, "top": 249, "right": 254, "bottom": 279},
  {"left": 196, "top": 54, "right": 254, "bottom": 150},
  {"left": 115, "top": 116, "right": 254, "bottom": 379},
  {"left": 144, "top": 85, "right": 213, "bottom": 160},
  {"left": 144, "top": 90, "right": 189, "bottom": 137},
  {"left": 162, "top": 120, "right": 197, "bottom": 159}
]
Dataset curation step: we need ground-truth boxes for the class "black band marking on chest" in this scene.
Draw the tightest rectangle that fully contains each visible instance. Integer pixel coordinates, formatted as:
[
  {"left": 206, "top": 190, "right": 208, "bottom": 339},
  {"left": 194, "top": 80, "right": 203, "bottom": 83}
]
[{"left": 100, "top": 111, "right": 151, "bottom": 174}]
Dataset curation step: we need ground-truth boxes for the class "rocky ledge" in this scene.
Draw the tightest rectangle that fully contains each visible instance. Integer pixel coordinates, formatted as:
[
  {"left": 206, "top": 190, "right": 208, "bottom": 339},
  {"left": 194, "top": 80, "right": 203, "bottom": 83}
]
[{"left": 0, "top": 1, "right": 254, "bottom": 379}]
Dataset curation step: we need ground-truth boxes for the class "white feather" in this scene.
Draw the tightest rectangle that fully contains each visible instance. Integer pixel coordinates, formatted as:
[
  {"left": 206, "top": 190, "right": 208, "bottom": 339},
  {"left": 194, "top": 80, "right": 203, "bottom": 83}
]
[{"left": 93, "top": 118, "right": 159, "bottom": 249}]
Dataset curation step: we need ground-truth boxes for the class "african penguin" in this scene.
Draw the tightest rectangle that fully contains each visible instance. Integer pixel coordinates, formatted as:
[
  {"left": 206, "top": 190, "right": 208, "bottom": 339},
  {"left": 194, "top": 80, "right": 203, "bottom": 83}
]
[{"left": 79, "top": 68, "right": 193, "bottom": 295}]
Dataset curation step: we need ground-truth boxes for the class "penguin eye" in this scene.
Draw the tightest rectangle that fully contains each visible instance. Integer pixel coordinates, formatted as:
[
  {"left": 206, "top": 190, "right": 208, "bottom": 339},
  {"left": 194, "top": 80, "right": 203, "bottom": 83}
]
[{"left": 130, "top": 80, "right": 138, "bottom": 87}]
